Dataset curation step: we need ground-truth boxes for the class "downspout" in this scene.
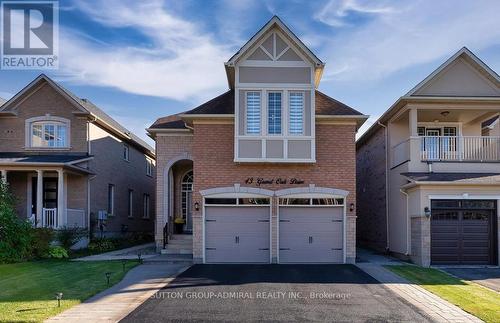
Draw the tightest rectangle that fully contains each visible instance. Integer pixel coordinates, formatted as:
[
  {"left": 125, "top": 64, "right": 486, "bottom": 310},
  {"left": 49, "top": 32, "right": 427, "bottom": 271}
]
[
  {"left": 400, "top": 188, "right": 411, "bottom": 256},
  {"left": 378, "top": 121, "right": 390, "bottom": 253},
  {"left": 184, "top": 122, "right": 194, "bottom": 131}
]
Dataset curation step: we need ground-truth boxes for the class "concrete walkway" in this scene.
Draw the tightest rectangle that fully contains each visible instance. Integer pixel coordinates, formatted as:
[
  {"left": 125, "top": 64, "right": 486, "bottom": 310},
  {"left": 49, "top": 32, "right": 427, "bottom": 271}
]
[
  {"left": 74, "top": 243, "right": 157, "bottom": 261},
  {"left": 46, "top": 262, "right": 190, "bottom": 322},
  {"left": 356, "top": 249, "right": 482, "bottom": 323}
]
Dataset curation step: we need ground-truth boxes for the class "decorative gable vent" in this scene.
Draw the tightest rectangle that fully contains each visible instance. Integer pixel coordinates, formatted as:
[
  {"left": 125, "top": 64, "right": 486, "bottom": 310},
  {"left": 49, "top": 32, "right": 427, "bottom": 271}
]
[{"left": 246, "top": 31, "right": 303, "bottom": 62}]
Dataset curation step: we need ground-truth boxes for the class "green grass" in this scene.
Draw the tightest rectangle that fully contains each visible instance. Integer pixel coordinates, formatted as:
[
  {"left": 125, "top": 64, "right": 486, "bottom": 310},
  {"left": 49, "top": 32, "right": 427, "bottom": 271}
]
[
  {"left": 0, "top": 260, "right": 139, "bottom": 322},
  {"left": 387, "top": 265, "right": 500, "bottom": 323}
]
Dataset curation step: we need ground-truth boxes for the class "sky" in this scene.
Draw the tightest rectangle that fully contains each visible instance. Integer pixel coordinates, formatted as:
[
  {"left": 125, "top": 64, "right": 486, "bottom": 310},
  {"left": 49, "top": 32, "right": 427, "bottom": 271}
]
[{"left": 1, "top": 0, "right": 499, "bottom": 146}]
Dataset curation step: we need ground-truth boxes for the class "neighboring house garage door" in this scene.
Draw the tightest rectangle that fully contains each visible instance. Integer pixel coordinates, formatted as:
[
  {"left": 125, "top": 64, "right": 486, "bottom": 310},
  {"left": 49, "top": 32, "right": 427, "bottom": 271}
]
[
  {"left": 431, "top": 200, "right": 498, "bottom": 265},
  {"left": 279, "top": 198, "right": 344, "bottom": 263},
  {"left": 205, "top": 197, "right": 270, "bottom": 263}
]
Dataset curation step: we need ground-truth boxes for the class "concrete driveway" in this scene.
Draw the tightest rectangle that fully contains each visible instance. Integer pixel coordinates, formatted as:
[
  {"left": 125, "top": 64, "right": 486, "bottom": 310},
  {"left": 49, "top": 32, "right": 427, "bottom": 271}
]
[
  {"left": 443, "top": 267, "right": 500, "bottom": 292},
  {"left": 122, "top": 264, "right": 431, "bottom": 322}
]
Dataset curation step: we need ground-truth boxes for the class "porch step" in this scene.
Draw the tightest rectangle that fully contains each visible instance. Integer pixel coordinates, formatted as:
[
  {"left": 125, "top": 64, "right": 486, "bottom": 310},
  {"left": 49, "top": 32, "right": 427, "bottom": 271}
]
[
  {"left": 166, "top": 239, "right": 192, "bottom": 247},
  {"left": 161, "top": 248, "right": 193, "bottom": 255},
  {"left": 170, "top": 234, "right": 193, "bottom": 241},
  {"left": 144, "top": 254, "right": 193, "bottom": 265}
]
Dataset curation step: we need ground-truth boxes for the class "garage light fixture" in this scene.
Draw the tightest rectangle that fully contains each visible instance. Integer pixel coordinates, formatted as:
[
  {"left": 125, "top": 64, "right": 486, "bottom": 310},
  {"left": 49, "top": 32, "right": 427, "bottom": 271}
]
[
  {"left": 349, "top": 203, "right": 355, "bottom": 212},
  {"left": 424, "top": 207, "right": 431, "bottom": 218},
  {"left": 194, "top": 202, "right": 200, "bottom": 211}
]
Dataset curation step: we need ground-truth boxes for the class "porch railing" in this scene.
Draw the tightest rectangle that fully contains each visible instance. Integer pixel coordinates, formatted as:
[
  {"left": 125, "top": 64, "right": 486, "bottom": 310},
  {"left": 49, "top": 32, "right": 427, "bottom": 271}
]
[
  {"left": 420, "top": 136, "right": 500, "bottom": 162},
  {"left": 42, "top": 208, "right": 58, "bottom": 228}
]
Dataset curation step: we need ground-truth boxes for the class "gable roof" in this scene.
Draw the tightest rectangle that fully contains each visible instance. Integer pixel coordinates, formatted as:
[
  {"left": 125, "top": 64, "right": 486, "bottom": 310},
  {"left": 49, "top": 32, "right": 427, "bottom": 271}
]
[
  {"left": 406, "top": 47, "right": 500, "bottom": 96},
  {"left": 357, "top": 47, "right": 500, "bottom": 147},
  {"left": 149, "top": 90, "right": 366, "bottom": 131},
  {"left": 0, "top": 74, "right": 154, "bottom": 156},
  {"left": 224, "top": 16, "right": 324, "bottom": 89},
  {"left": 482, "top": 115, "right": 499, "bottom": 128}
]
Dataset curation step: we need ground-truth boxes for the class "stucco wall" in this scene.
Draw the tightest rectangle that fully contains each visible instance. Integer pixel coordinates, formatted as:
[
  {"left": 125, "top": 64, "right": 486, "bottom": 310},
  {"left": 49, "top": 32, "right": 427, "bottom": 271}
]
[{"left": 356, "top": 126, "right": 387, "bottom": 251}]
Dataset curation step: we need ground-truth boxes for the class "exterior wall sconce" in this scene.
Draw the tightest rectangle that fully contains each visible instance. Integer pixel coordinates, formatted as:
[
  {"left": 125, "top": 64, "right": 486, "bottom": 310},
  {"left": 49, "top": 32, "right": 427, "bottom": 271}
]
[
  {"left": 194, "top": 202, "right": 200, "bottom": 211},
  {"left": 424, "top": 207, "right": 431, "bottom": 218},
  {"left": 349, "top": 203, "right": 355, "bottom": 212}
]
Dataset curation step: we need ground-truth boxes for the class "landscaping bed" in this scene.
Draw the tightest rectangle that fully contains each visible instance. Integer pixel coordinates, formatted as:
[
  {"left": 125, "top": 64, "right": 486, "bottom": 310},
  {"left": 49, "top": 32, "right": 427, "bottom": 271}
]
[{"left": 387, "top": 265, "right": 500, "bottom": 323}]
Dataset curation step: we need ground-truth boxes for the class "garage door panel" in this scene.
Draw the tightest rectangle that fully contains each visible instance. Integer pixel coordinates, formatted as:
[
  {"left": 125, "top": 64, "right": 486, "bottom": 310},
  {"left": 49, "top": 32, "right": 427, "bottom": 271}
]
[
  {"left": 279, "top": 206, "right": 343, "bottom": 263},
  {"left": 205, "top": 205, "right": 270, "bottom": 264}
]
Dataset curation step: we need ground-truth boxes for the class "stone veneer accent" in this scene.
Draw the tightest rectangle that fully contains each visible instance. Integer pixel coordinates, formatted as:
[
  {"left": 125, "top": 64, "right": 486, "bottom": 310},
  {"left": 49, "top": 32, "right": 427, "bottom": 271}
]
[{"left": 410, "top": 216, "right": 431, "bottom": 267}]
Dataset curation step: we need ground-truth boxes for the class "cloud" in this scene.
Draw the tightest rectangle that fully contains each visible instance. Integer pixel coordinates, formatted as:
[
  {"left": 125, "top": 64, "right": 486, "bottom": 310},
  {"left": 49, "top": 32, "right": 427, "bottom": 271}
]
[
  {"left": 57, "top": 0, "right": 232, "bottom": 102},
  {"left": 315, "top": 0, "right": 500, "bottom": 81},
  {"left": 315, "top": 0, "right": 395, "bottom": 27}
]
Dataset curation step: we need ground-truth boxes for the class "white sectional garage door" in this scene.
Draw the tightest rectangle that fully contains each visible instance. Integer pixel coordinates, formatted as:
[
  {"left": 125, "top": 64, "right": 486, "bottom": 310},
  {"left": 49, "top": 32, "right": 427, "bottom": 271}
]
[
  {"left": 279, "top": 199, "right": 344, "bottom": 263},
  {"left": 205, "top": 199, "right": 270, "bottom": 263}
]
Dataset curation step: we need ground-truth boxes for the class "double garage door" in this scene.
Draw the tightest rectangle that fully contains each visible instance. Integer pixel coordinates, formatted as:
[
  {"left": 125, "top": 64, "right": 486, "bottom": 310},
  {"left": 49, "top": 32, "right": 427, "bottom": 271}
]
[
  {"left": 431, "top": 199, "right": 498, "bottom": 265},
  {"left": 204, "top": 197, "right": 344, "bottom": 263}
]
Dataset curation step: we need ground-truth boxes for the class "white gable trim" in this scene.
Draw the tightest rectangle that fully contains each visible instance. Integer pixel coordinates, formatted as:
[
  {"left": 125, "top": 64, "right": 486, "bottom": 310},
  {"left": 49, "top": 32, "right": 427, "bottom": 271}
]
[
  {"left": 225, "top": 16, "right": 323, "bottom": 67},
  {"left": 406, "top": 47, "right": 500, "bottom": 97}
]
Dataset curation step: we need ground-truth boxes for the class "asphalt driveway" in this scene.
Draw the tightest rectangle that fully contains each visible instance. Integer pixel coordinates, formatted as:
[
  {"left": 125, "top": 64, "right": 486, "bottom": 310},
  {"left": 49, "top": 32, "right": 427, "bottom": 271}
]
[
  {"left": 122, "top": 264, "right": 431, "bottom": 322},
  {"left": 443, "top": 267, "right": 500, "bottom": 292}
]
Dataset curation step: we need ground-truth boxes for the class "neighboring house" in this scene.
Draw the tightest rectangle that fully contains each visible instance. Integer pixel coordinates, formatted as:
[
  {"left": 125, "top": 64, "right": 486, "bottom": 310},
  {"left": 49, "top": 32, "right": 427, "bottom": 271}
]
[
  {"left": 149, "top": 16, "right": 368, "bottom": 264},
  {"left": 357, "top": 48, "right": 500, "bottom": 267},
  {"left": 0, "top": 75, "right": 156, "bottom": 239}
]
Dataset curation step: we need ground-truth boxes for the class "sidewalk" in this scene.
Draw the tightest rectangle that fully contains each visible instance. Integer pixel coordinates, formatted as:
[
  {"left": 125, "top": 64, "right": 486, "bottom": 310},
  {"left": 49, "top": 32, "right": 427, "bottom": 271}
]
[
  {"left": 45, "top": 262, "right": 190, "bottom": 322},
  {"left": 356, "top": 249, "right": 482, "bottom": 323},
  {"left": 74, "top": 243, "right": 157, "bottom": 261}
]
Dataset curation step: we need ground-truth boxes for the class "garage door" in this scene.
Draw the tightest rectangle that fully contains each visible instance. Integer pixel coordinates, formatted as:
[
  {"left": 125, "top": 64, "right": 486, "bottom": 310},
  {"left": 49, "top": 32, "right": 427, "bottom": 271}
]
[
  {"left": 431, "top": 200, "right": 497, "bottom": 265},
  {"left": 279, "top": 198, "right": 344, "bottom": 263},
  {"left": 205, "top": 198, "right": 270, "bottom": 263}
]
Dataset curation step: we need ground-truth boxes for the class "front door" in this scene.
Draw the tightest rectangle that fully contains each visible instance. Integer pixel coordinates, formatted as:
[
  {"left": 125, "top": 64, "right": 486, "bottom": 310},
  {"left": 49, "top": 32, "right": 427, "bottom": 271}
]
[
  {"left": 424, "top": 128, "right": 441, "bottom": 160},
  {"left": 31, "top": 177, "right": 58, "bottom": 224}
]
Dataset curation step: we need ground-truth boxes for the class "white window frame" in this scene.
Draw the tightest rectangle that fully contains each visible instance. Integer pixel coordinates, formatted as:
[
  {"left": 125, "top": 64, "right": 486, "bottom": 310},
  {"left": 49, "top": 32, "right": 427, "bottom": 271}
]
[
  {"left": 267, "top": 91, "right": 283, "bottom": 135},
  {"left": 245, "top": 91, "right": 261, "bottom": 135},
  {"left": 25, "top": 116, "right": 71, "bottom": 149},
  {"left": 146, "top": 158, "right": 153, "bottom": 176},
  {"left": 123, "top": 144, "right": 130, "bottom": 161},
  {"left": 288, "top": 91, "right": 304, "bottom": 135},
  {"left": 143, "top": 194, "right": 150, "bottom": 219},
  {"left": 128, "top": 189, "right": 133, "bottom": 218},
  {"left": 107, "top": 184, "right": 115, "bottom": 216}
]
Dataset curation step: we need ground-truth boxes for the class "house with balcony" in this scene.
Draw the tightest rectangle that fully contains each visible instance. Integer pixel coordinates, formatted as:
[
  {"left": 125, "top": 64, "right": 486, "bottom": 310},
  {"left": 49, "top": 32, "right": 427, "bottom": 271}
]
[
  {"left": 0, "top": 75, "right": 155, "bottom": 239},
  {"left": 357, "top": 47, "right": 500, "bottom": 266}
]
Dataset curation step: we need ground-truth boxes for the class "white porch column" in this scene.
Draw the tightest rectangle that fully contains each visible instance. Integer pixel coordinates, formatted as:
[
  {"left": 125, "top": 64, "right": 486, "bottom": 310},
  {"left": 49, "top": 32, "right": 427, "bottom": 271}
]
[
  {"left": 57, "top": 169, "right": 65, "bottom": 228},
  {"left": 0, "top": 170, "right": 7, "bottom": 184},
  {"left": 36, "top": 170, "right": 43, "bottom": 227},
  {"left": 409, "top": 107, "right": 418, "bottom": 136}
]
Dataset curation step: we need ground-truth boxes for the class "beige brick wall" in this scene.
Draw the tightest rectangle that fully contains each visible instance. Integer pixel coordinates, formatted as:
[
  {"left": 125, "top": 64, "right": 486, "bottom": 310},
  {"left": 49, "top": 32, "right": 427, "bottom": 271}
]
[
  {"left": 0, "top": 83, "right": 88, "bottom": 153},
  {"left": 410, "top": 216, "right": 431, "bottom": 267},
  {"left": 356, "top": 126, "right": 388, "bottom": 251}
]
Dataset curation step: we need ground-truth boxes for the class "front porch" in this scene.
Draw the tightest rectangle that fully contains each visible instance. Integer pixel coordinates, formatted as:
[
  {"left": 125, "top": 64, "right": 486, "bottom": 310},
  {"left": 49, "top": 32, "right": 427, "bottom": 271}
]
[{"left": 1, "top": 166, "right": 89, "bottom": 229}]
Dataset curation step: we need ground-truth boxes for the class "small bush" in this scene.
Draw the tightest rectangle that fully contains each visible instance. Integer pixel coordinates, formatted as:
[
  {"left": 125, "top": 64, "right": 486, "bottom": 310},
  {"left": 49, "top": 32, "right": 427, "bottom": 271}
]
[
  {"left": 0, "top": 181, "right": 33, "bottom": 263},
  {"left": 88, "top": 238, "right": 116, "bottom": 253},
  {"left": 32, "top": 227, "right": 54, "bottom": 258},
  {"left": 48, "top": 246, "right": 68, "bottom": 259},
  {"left": 56, "top": 226, "right": 88, "bottom": 249}
]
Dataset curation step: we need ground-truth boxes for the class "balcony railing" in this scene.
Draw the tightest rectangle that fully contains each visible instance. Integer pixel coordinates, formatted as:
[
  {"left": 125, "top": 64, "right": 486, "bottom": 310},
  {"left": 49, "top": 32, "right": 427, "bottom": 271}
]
[
  {"left": 420, "top": 136, "right": 500, "bottom": 162},
  {"left": 42, "top": 208, "right": 58, "bottom": 228}
]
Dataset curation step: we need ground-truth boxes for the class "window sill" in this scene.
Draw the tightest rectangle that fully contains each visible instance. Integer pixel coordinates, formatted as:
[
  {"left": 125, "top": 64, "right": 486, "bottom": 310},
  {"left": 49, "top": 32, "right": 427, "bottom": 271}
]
[
  {"left": 24, "top": 147, "right": 71, "bottom": 151},
  {"left": 234, "top": 158, "right": 316, "bottom": 163}
]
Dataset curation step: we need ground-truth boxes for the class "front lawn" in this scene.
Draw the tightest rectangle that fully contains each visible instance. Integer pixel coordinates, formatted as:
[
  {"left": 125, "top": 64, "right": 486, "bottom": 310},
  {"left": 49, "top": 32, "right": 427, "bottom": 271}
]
[
  {"left": 387, "top": 265, "right": 500, "bottom": 323},
  {"left": 0, "top": 260, "right": 138, "bottom": 322}
]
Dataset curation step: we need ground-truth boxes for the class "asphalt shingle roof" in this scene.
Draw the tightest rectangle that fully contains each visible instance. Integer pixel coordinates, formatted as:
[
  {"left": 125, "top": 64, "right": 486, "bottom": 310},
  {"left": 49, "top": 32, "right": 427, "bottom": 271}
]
[
  {"left": 150, "top": 90, "right": 363, "bottom": 129},
  {"left": 402, "top": 172, "right": 500, "bottom": 184},
  {"left": 0, "top": 153, "right": 91, "bottom": 164}
]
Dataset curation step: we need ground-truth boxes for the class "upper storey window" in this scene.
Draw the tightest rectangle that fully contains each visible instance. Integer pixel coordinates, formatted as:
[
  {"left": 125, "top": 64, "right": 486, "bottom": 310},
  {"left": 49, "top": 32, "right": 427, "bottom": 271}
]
[
  {"left": 27, "top": 117, "right": 70, "bottom": 148},
  {"left": 268, "top": 92, "right": 282, "bottom": 134},
  {"left": 246, "top": 92, "right": 261, "bottom": 134},
  {"left": 289, "top": 92, "right": 304, "bottom": 135}
]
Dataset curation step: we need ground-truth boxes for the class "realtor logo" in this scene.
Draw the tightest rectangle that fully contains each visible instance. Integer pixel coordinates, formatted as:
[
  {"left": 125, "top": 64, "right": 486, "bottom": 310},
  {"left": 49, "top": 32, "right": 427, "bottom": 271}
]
[{"left": 1, "top": 0, "right": 59, "bottom": 69}]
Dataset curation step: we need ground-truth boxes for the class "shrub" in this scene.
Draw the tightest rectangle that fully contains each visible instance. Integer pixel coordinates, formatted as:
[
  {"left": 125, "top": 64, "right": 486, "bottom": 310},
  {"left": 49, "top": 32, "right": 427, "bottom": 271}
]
[
  {"left": 88, "top": 238, "right": 116, "bottom": 253},
  {"left": 48, "top": 246, "right": 68, "bottom": 259},
  {"left": 31, "top": 227, "right": 54, "bottom": 258},
  {"left": 56, "top": 226, "right": 88, "bottom": 249},
  {"left": 0, "top": 181, "right": 33, "bottom": 263}
]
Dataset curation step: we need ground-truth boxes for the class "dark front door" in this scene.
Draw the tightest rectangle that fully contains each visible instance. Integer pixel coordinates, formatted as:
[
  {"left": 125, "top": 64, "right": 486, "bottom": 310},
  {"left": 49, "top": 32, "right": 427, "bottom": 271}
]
[
  {"left": 431, "top": 200, "right": 497, "bottom": 265},
  {"left": 32, "top": 177, "right": 58, "bottom": 214}
]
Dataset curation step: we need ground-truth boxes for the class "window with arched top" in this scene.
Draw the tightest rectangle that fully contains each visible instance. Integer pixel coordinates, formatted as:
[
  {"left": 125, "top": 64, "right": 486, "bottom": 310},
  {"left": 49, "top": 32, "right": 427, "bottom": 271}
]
[
  {"left": 26, "top": 116, "right": 70, "bottom": 148},
  {"left": 181, "top": 171, "right": 193, "bottom": 220}
]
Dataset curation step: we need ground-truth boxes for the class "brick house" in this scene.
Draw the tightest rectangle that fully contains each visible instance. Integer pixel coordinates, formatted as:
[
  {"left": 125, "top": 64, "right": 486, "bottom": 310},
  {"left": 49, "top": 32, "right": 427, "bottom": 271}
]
[
  {"left": 357, "top": 48, "right": 500, "bottom": 266},
  {"left": 0, "top": 74, "right": 155, "bottom": 239},
  {"left": 149, "top": 16, "right": 368, "bottom": 264}
]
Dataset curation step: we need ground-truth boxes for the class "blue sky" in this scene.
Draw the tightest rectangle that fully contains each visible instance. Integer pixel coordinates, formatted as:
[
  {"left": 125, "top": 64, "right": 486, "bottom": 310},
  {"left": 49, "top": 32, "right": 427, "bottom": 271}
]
[{"left": 1, "top": 0, "right": 499, "bottom": 145}]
